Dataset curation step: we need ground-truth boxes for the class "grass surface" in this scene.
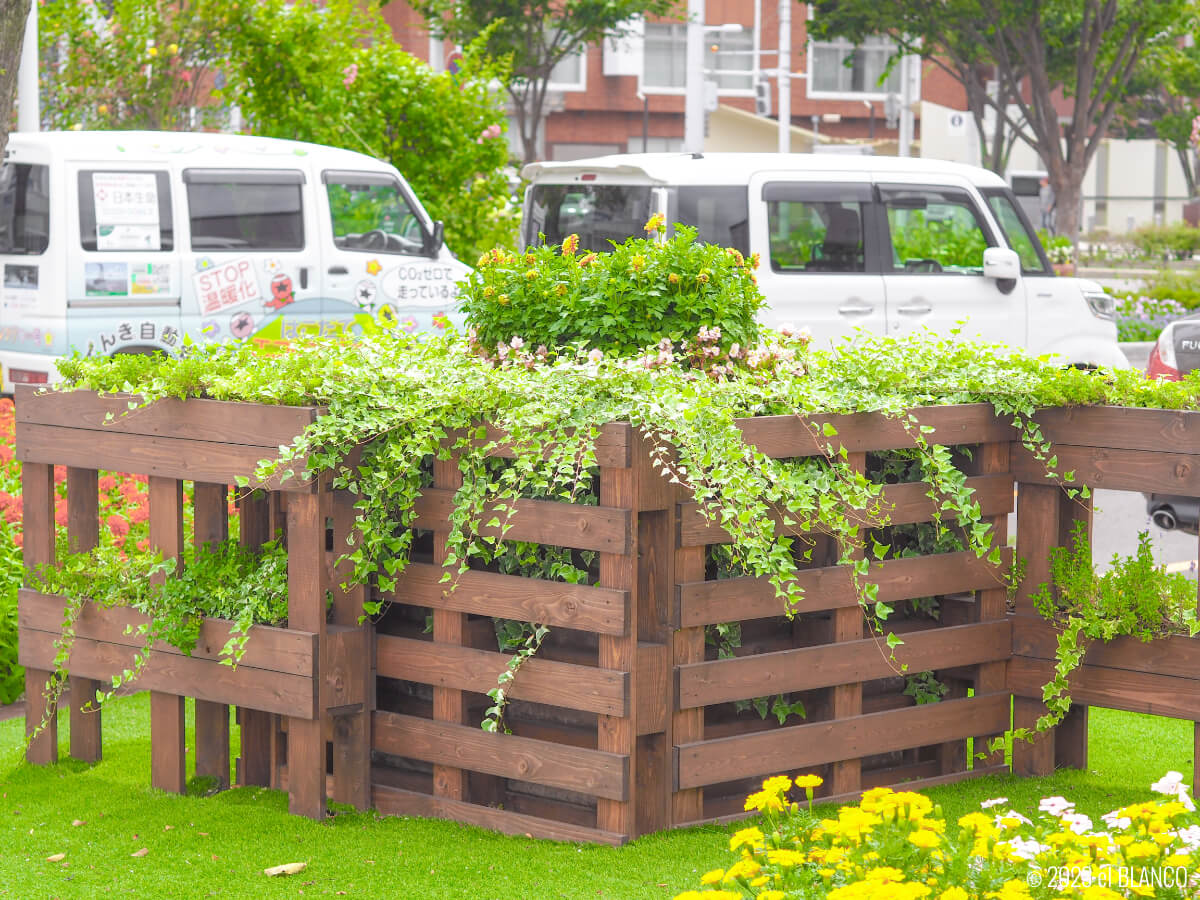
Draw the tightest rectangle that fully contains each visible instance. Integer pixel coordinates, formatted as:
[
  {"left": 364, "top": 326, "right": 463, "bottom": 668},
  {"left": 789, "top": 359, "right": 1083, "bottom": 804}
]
[{"left": 0, "top": 698, "right": 1192, "bottom": 899}]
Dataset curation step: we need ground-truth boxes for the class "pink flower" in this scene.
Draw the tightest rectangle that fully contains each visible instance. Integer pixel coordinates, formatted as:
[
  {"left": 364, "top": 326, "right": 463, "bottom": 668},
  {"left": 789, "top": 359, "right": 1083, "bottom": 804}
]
[
  {"left": 342, "top": 63, "right": 359, "bottom": 87},
  {"left": 587, "top": 348, "right": 604, "bottom": 364},
  {"left": 509, "top": 336, "right": 524, "bottom": 350}
]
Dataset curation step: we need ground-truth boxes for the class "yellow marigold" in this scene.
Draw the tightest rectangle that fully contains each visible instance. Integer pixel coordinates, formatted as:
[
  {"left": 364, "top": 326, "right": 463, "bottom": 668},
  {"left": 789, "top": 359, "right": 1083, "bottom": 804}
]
[
  {"left": 759, "top": 892, "right": 786, "bottom": 900},
  {"left": 561, "top": 233, "right": 579, "bottom": 255},
  {"left": 580, "top": 252, "right": 598, "bottom": 267},
  {"left": 939, "top": 889, "right": 969, "bottom": 900},
  {"left": 745, "top": 789, "right": 786, "bottom": 813},
  {"left": 866, "top": 867, "right": 906, "bottom": 882},
  {"left": 497, "top": 294, "right": 510, "bottom": 306},
  {"left": 729, "top": 827, "right": 763, "bottom": 852},
  {"left": 477, "top": 252, "right": 491, "bottom": 268},
  {"left": 644, "top": 212, "right": 665, "bottom": 234},
  {"left": 750, "top": 875, "right": 769, "bottom": 887},
  {"left": 765, "top": 849, "right": 805, "bottom": 867},
  {"left": 761, "top": 774, "right": 792, "bottom": 795},
  {"left": 668, "top": 272, "right": 680, "bottom": 284},
  {"left": 555, "top": 283, "right": 567, "bottom": 296},
  {"left": 909, "top": 829, "right": 940, "bottom": 849},
  {"left": 794, "top": 774, "right": 824, "bottom": 789},
  {"left": 700, "top": 868, "right": 724, "bottom": 884},
  {"left": 524, "top": 269, "right": 537, "bottom": 280},
  {"left": 630, "top": 254, "right": 646, "bottom": 272},
  {"left": 1078, "top": 887, "right": 1123, "bottom": 900},
  {"left": 723, "top": 857, "right": 761, "bottom": 881}
]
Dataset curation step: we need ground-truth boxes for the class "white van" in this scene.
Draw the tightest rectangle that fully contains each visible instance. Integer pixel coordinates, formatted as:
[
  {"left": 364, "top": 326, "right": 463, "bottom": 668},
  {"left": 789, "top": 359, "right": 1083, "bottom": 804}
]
[
  {"left": 520, "top": 153, "right": 1126, "bottom": 369},
  {"left": 0, "top": 130, "right": 469, "bottom": 391}
]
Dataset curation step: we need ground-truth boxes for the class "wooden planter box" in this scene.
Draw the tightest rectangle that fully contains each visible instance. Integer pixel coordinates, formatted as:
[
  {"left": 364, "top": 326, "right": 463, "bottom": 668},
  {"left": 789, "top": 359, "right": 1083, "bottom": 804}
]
[{"left": 19, "top": 385, "right": 1200, "bottom": 842}]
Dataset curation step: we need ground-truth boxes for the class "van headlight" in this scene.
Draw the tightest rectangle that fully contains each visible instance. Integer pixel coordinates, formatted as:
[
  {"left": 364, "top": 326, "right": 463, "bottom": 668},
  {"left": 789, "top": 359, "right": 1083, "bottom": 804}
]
[{"left": 1083, "top": 289, "right": 1115, "bottom": 320}]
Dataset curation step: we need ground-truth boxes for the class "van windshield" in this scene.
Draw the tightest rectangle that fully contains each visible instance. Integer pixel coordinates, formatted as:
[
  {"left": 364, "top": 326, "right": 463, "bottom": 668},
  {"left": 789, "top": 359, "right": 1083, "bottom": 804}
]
[
  {"left": 981, "top": 187, "right": 1051, "bottom": 275},
  {"left": 526, "top": 184, "right": 653, "bottom": 251}
]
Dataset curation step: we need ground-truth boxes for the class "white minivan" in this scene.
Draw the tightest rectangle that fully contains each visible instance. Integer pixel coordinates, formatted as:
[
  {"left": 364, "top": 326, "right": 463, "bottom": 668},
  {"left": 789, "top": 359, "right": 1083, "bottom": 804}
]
[
  {"left": 520, "top": 153, "right": 1126, "bottom": 369},
  {"left": 0, "top": 130, "right": 469, "bottom": 391}
]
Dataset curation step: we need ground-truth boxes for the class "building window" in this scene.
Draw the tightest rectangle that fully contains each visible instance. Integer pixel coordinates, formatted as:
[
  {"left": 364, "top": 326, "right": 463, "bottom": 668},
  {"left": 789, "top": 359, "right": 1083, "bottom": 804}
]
[
  {"left": 809, "top": 35, "right": 901, "bottom": 96},
  {"left": 643, "top": 23, "right": 754, "bottom": 93}
]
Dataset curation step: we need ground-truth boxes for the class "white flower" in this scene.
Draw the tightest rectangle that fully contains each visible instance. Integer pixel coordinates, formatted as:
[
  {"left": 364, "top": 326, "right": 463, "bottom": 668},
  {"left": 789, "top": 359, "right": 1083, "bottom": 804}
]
[
  {"left": 995, "top": 810, "right": 1032, "bottom": 829},
  {"left": 796, "top": 325, "right": 812, "bottom": 341},
  {"left": 1001, "top": 836, "right": 1049, "bottom": 860},
  {"left": 1182, "top": 790, "right": 1197, "bottom": 812},
  {"left": 1152, "top": 772, "right": 1187, "bottom": 796},
  {"left": 980, "top": 797, "right": 1009, "bottom": 809},
  {"left": 509, "top": 336, "right": 524, "bottom": 350},
  {"left": 1060, "top": 812, "right": 1093, "bottom": 835},
  {"left": 728, "top": 343, "right": 741, "bottom": 359},
  {"left": 1176, "top": 825, "right": 1200, "bottom": 849},
  {"left": 587, "top": 348, "right": 604, "bottom": 364},
  {"left": 1038, "top": 796, "right": 1074, "bottom": 816},
  {"left": 778, "top": 323, "right": 797, "bottom": 337},
  {"left": 1101, "top": 810, "right": 1132, "bottom": 830}
]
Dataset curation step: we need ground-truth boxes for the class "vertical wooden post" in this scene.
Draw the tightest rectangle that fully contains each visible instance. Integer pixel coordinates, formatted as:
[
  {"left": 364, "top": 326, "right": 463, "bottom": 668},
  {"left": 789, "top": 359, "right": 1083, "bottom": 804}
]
[
  {"left": 830, "top": 452, "right": 866, "bottom": 795},
  {"left": 66, "top": 467, "right": 102, "bottom": 763},
  {"left": 236, "top": 491, "right": 273, "bottom": 787},
  {"left": 1053, "top": 489, "right": 1091, "bottom": 770},
  {"left": 972, "top": 441, "right": 1011, "bottom": 768},
  {"left": 23, "top": 461, "right": 57, "bottom": 765},
  {"left": 597, "top": 454, "right": 636, "bottom": 838},
  {"left": 286, "top": 489, "right": 329, "bottom": 820},
  {"left": 1012, "top": 480, "right": 1061, "bottom": 776},
  {"left": 193, "top": 482, "right": 230, "bottom": 789},
  {"left": 330, "top": 488, "right": 371, "bottom": 810},
  {"left": 148, "top": 476, "right": 186, "bottom": 794},
  {"left": 431, "top": 457, "right": 467, "bottom": 802},
  {"left": 671, "top": 478, "right": 706, "bottom": 825}
]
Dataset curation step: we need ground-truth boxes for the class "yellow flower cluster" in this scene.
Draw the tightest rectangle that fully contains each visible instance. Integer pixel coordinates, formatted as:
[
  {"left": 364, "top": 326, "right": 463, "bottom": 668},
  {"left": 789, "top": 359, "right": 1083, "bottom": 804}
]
[{"left": 675, "top": 773, "right": 1200, "bottom": 900}]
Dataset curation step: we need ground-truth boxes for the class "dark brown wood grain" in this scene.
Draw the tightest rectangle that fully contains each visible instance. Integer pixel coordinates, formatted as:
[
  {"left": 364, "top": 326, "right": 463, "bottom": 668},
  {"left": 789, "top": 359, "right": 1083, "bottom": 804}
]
[
  {"left": 412, "top": 488, "right": 631, "bottom": 555},
  {"left": 377, "top": 635, "right": 628, "bottom": 717},
  {"left": 65, "top": 467, "right": 102, "bottom": 763},
  {"left": 1012, "top": 443, "right": 1200, "bottom": 496},
  {"left": 373, "top": 711, "right": 628, "bottom": 801},
  {"left": 675, "top": 549, "right": 1010, "bottom": 627},
  {"left": 391, "top": 564, "right": 629, "bottom": 635},
  {"left": 372, "top": 784, "right": 627, "bottom": 845},
  {"left": 677, "top": 620, "right": 1011, "bottom": 708},
  {"left": 17, "top": 423, "right": 312, "bottom": 492},
  {"left": 14, "top": 386, "right": 317, "bottom": 446},
  {"left": 1033, "top": 406, "right": 1200, "bottom": 454},
  {"left": 676, "top": 693, "right": 1010, "bottom": 790},
  {"left": 677, "top": 474, "right": 1014, "bottom": 546},
  {"left": 732, "top": 404, "right": 1015, "bottom": 459},
  {"left": 1010, "top": 655, "right": 1200, "bottom": 721},
  {"left": 150, "top": 691, "right": 186, "bottom": 794}
]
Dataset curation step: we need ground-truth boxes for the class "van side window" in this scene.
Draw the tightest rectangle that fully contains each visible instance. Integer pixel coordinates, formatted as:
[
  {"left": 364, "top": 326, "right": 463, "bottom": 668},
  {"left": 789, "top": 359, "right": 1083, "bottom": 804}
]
[
  {"left": 323, "top": 171, "right": 426, "bottom": 255},
  {"left": 880, "top": 187, "right": 992, "bottom": 274},
  {"left": 0, "top": 163, "right": 49, "bottom": 255},
  {"left": 78, "top": 170, "right": 173, "bottom": 252},
  {"left": 526, "top": 184, "right": 653, "bottom": 252},
  {"left": 184, "top": 169, "right": 304, "bottom": 251},
  {"left": 763, "top": 183, "right": 870, "bottom": 273},
  {"left": 668, "top": 187, "right": 750, "bottom": 255}
]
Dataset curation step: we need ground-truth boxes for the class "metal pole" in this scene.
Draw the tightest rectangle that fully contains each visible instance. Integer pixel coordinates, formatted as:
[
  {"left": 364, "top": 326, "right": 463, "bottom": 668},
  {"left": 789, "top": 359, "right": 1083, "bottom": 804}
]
[
  {"left": 642, "top": 92, "right": 649, "bottom": 151},
  {"left": 17, "top": 0, "right": 38, "bottom": 132},
  {"left": 684, "top": 0, "right": 705, "bottom": 153},
  {"left": 777, "top": 0, "right": 790, "bottom": 153},
  {"left": 898, "top": 54, "right": 916, "bottom": 158}
]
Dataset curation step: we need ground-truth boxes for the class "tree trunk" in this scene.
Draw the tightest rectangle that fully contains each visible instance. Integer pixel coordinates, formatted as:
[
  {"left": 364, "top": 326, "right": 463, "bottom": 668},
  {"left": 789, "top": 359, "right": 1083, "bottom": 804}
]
[
  {"left": 1050, "top": 162, "right": 1087, "bottom": 241},
  {"left": 0, "top": 0, "right": 30, "bottom": 160}
]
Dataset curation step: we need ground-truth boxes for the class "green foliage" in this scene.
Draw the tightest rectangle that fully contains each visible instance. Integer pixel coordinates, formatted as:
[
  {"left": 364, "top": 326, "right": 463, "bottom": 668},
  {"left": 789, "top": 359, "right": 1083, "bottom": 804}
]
[
  {"left": 0, "top": 517, "right": 21, "bottom": 705},
  {"left": 1114, "top": 294, "right": 1189, "bottom": 342},
  {"left": 903, "top": 670, "right": 948, "bottom": 705},
  {"left": 224, "top": 0, "right": 516, "bottom": 261},
  {"left": 1036, "top": 228, "right": 1074, "bottom": 265},
  {"left": 39, "top": 0, "right": 235, "bottom": 131},
  {"left": 461, "top": 224, "right": 765, "bottom": 359},
  {"left": 411, "top": 0, "right": 679, "bottom": 163},
  {"left": 1128, "top": 223, "right": 1200, "bottom": 261},
  {"left": 1030, "top": 522, "right": 1199, "bottom": 734},
  {"left": 30, "top": 537, "right": 290, "bottom": 712},
  {"left": 888, "top": 210, "right": 987, "bottom": 271}
]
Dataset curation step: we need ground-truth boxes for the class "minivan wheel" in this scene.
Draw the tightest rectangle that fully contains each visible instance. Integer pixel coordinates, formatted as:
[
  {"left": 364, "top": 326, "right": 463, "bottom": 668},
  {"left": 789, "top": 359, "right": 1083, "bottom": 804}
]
[{"left": 1152, "top": 507, "right": 1178, "bottom": 530}]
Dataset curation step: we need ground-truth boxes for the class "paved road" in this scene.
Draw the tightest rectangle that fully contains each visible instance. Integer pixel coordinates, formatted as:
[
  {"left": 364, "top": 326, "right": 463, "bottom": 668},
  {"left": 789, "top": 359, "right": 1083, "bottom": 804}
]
[{"left": 1092, "top": 488, "right": 1197, "bottom": 575}]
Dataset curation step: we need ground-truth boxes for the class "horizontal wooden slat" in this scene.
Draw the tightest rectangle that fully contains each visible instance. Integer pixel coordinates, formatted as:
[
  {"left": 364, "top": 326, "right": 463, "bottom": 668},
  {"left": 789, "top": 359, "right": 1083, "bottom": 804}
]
[
  {"left": 1013, "top": 616, "right": 1200, "bottom": 680},
  {"left": 677, "top": 620, "right": 1011, "bottom": 708},
  {"left": 678, "top": 475, "right": 1013, "bottom": 546},
  {"left": 675, "top": 549, "right": 1009, "bottom": 627},
  {"left": 372, "top": 711, "right": 628, "bottom": 800},
  {"left": 472, "top": 422, "right": 631, "bottom": 470},
  {"left": 372, "top": 784, "right": 627, "bottom": 845},
  {"left": 18, "top": 590, "right": 316, "bottom": 676},
  {"left": 676, "top": 693, "right": 1010, "bottom": 790},
  {"left": 16, "top": 423, "right": 310, "bottom": 491},
  {"left": 1011, "top": 443, "right": 1200, "bottom": 495},
  {"left": 15, "top": 386, "right": 317, "bottom": 447},
  {"left": 1034, "top": 406, "right": 1200, "bottom": 455},
  {"left": 732, "top": 404, "right": 1015, "bottom": 459},
  {"left": 1009, "top": 656, "right": 1200, "bottom": 720},
  {"left": 391, "top": 563, "right": 628, "bottom": 635},
  {"left": 19, "top": 629, "right": 317, "bottom": 718},
  {"left": 412, "top": 488, "right": 630, "bottom": 555},
  {"left": 376, "top": 634, "right": 628, "bottom": 717}
]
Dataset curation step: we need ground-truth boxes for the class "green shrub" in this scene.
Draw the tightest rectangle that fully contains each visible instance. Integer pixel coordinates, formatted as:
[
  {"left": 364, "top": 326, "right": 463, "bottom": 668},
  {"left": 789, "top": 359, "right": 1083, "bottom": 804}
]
[
  {"left": 460, "top": 218, "right": 765, "bottom": 359},
  {"left": 1036, "top": 228, "right": 1074, "bottom": 264},
  {"left": 1128, "top": 222, "right": 1200, "bottom": 261},
  {"left": 1118, "top": 268, "right": 1200, "bottom": 311}
]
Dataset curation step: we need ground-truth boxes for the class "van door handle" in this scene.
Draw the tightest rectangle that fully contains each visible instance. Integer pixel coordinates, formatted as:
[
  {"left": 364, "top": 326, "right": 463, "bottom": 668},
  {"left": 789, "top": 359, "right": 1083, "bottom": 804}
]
[
  {"left": 838, "top": 303, "right": 874, "bottom": 316},
  {"left": 328, "top": 266, "right": 348, "bottom": 275},
  {"left": 897, "top": 302, "right": 932, "bottom": 315},
  {"left": 299, "top": 267, "right": 309, "bottom": 289}
]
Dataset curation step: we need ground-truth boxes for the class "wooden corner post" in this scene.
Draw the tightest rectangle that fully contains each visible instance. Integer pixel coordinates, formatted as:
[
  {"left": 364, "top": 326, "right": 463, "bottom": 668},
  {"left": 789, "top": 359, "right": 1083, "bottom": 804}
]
[
  {"left": 66, "top": 467, "right": 102, "bottom": 763},
  {"left": 193, "top": 482, "right": 230, "bottom": 788},
  {"left": 148, "top": 475, "right": 186, "bottom": 794},
  {"left": 23, "top": 461, "right": 57, "bottom": 765}
]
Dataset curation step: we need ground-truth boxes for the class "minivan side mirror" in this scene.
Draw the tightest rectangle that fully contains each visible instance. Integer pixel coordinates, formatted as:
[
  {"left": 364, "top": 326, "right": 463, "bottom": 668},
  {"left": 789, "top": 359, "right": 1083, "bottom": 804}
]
[
  {"left": 424, "top": 220, "right": 445, "bottom": 258},
  {"left": 982, "top": 246, "right": 1020, "bottom": 280}
]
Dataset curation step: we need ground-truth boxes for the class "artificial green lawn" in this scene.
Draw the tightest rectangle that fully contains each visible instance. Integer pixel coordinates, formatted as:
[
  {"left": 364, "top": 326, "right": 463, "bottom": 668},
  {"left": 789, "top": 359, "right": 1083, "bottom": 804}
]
[{"left": 0, "top": 697, "right": 1191, "bottom": 899}]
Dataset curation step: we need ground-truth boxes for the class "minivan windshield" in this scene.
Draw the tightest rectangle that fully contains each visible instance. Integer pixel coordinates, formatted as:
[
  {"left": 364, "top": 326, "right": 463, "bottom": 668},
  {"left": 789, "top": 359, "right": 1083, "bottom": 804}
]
[
  {"left": 526, "top": 184, "right": 653, "bottom": 251},
  {"left": 981, "top": 187, "right": 1051, "bottom": 275}
]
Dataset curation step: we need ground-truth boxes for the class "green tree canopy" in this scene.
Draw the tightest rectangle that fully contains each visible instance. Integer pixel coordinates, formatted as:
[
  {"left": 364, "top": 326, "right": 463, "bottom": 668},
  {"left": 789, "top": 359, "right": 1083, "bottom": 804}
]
[
  {"left": 809, "top": 0, "right": 1199, "bottom": 239},
  {"left": 411, "top": 0, "right": 679, "bottom": 164}
]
